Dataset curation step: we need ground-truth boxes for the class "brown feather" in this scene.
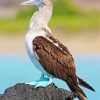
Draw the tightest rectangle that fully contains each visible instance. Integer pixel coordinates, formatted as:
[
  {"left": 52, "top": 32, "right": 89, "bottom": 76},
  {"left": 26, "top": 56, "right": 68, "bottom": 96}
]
[
  {"left": 32, "top": 36, "right": 86, "bottom": 99},
  {"left": 33, "top": 36, "right": 77, "bottom": 83}
]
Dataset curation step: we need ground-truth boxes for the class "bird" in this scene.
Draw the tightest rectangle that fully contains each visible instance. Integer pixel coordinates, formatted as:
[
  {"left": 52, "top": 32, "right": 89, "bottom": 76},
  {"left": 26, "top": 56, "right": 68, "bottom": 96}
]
[{"left": 20, "top": 0, "right": 95, "bottom": 100}]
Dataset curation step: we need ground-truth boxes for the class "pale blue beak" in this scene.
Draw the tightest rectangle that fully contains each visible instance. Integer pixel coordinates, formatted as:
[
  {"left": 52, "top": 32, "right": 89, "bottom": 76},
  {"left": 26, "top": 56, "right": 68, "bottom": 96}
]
[{"left": 20, "top": 0, "right": 35, "bottom": 5}]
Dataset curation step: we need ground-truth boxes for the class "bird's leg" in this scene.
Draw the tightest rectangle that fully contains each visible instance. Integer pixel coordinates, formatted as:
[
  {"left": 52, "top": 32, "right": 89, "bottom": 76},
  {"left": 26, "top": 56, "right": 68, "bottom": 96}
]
[
  {"left": 26, "top": 74, "right": 45, "bottom": 86},
  {"left": 34, "top": 75, "right": 53, "bottom": 88},
  {"left": 26, "top": 74, "right": 53, "bottom": 87}
]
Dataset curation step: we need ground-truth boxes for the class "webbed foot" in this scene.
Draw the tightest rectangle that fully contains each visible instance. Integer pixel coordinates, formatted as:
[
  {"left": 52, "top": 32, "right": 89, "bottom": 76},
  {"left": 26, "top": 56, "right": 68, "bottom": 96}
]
[
  {"left": 26, "top": 74, "right": 53, "bottom": 88},
  {"left": 34, "top": 77, "right": 53, "bottom": 88}
]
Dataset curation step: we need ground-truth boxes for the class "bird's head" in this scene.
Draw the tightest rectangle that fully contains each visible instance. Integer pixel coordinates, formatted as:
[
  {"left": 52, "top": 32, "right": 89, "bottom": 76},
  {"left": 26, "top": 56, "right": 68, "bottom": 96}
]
[{"left": 20, "top": 0, "right": 52, "bottom": 8}]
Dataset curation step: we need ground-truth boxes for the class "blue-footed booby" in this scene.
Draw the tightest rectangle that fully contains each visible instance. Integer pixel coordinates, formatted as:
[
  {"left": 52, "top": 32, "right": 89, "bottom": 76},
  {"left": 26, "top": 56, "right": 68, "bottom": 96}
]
[{"left": 20, "top": 0, "right": 95, "bottom": 100}]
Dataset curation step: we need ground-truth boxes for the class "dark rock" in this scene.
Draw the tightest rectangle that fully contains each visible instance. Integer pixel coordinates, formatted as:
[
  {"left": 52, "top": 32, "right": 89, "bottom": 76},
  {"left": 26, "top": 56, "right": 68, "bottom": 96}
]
[
  {"left": 0, "top": 94, "right": 2, "bottom": 99},
  {"left": 0, "top": 83, "right": 77, "bottom": 100}
]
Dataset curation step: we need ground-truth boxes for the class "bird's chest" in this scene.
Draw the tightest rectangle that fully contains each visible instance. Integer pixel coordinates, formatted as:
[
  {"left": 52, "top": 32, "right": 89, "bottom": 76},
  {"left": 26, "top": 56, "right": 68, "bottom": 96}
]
[
  {"left": 25, "top": 31, "right": 46, "bottom": 56},
  {"left": 25, "top": 32, "right": 50, "bottom": 75},
  {"left": 25, "top": 33, "right": 35, "bottom": 57}
]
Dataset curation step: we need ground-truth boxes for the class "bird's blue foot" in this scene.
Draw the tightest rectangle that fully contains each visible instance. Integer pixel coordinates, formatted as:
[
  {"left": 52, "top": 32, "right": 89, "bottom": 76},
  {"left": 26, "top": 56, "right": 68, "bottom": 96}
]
[
  {"left": 34, "top": 77, "right": 52, "bottom": 88},
  {"left": 26, "top": 74, "right": 53, "bottom": 88},
  {"left": 26, "top": 81, "right": 37, "bottom": 86}
]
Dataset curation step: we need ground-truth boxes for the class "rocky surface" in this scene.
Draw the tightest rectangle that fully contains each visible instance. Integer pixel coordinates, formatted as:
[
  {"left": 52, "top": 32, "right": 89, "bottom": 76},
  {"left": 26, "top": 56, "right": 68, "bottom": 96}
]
[
  {"left": 0, "top": 94, "right": 2, "bottom": 99},
  {"left": 0, "top": 83, "right": 77, "bottom": 100}
]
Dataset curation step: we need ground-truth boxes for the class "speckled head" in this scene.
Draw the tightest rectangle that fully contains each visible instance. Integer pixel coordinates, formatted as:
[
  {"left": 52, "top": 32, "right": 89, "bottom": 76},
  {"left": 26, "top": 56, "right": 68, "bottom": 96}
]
[{"left": 20, "top": 0, "right": 52, "bottom": 8}]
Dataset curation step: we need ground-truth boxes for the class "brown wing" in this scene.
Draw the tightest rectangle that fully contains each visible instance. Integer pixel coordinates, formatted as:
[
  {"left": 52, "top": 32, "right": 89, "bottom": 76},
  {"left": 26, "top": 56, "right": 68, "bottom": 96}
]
[
  {"left": 32, "top": 35, "right": 87, "bottom": 99},
  {"left": 33, "top": 36, "right": 78, "bottom": 85}
]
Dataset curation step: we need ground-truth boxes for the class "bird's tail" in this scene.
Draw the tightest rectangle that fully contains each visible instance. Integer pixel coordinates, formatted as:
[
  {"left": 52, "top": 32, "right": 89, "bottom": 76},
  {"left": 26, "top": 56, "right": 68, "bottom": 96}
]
[
  {"left": 76, "top": 86, "right": 87, "bottom": 100},
  {"left": 66, "top": 76, "right": 95, "bottom": 100},
  {"left": 67, "top": 81, "right": 87, "bottom": 100},
  {"left": 77, "top": 77, "right": 95, "bottom": 92}
]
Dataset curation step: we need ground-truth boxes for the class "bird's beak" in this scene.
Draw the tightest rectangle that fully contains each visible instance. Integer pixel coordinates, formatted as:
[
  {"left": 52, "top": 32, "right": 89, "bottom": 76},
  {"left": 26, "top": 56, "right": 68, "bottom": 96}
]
[{"left": 20, "top": 0, "right": 34, "bottom": 5}]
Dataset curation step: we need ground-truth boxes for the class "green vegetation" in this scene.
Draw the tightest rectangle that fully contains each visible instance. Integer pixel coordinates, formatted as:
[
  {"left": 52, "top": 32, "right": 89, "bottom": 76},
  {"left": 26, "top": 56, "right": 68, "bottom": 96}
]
[{"left": 0, "top": 0, "right": 100, "bottom": 35}]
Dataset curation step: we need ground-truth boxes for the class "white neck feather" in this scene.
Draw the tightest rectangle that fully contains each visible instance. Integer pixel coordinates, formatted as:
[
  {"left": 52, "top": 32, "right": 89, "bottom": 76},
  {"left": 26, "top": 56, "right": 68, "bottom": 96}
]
[{"left": 29, "top": 3, "right": 53, "bottom": 33}]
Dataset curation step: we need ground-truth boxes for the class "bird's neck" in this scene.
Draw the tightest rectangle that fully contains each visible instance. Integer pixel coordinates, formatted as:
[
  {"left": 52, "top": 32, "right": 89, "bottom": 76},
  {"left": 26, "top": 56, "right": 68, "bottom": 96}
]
[{"left": 29, "top": 4, "right": 53, "bottom": 32}]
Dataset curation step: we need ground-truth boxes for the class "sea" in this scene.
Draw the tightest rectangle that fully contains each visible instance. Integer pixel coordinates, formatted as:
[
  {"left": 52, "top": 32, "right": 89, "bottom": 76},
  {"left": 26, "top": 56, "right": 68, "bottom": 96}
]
[{"left": 0, "top": 54, "right": 100, "bottom": 100}]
